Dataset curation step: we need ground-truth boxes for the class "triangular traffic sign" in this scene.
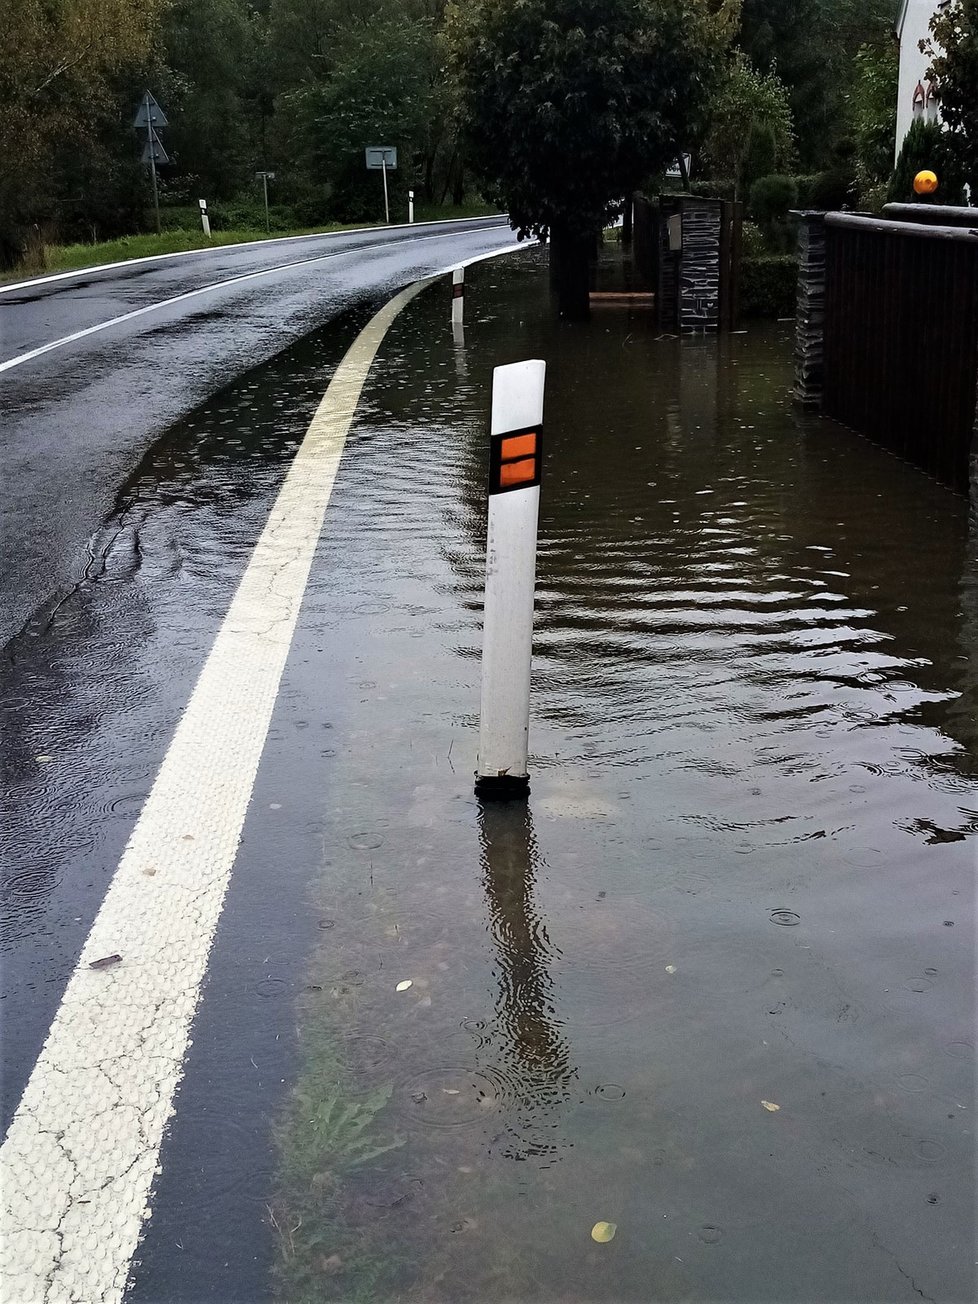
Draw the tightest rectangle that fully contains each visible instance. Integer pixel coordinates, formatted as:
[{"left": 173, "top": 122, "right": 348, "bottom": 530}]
[
  {"left": 141, "top": 129, "right": 170, "bottom": 165},
  {"left": 134, "top": 93, "right": 169, "bottom": 130}
]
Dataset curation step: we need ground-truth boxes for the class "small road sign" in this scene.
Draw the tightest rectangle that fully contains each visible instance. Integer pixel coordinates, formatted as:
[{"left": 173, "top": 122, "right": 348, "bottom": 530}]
[
  {"left": 133, "top": 93, "right": 169, "bottom": 130},
  {"left": 365, "top": 147, "right": 397, "bottom": 171},
  {"left": 141, "top": 129, "right": 169, "bottom": 166}
]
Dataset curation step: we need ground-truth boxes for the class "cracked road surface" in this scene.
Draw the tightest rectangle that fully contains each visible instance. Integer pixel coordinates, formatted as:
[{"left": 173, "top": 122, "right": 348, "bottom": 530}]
[{"left": 0, "top": 276, "right": 440, "bottom": 1301}]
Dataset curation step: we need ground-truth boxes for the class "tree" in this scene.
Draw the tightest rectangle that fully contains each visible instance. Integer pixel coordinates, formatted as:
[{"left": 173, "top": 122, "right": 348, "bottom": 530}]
[
  {"left": 849, "top": 41, "right": 898, "bottom": 207},
  {"left": 701, "top": 53, "right": 795, "bottom": 198},
  {"left": 451, "top": 0, "right": 736, "bottom": 318},
  {"left": 0, "top": 0, "right": 168, "bottom": 263},
  {"left": 922, "top": 0, "right": 978, "bottom": 193},
  {"left": 888, "top": 116, "right": 964, "bottom": 204},
  {"left": 738, "top": 0, "right": 898, "bottom": 168}
]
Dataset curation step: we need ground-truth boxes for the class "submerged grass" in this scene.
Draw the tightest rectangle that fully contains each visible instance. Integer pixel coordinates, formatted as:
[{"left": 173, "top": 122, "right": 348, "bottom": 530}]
[{"left": 268, "top": 976, "right": 408, "bottom": 1303}]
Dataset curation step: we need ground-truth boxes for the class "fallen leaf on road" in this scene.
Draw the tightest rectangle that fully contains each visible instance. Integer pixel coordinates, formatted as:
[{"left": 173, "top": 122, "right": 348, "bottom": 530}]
[
  {"left": 396, "top": 980, "right": 413, "bottom": 992},
  {"left": 89, "top": 954, "right": 122, "bottom": 970},
  {"left": 591, "top": 1221, "right": 617, "bottom": 1243},
  {"left": 761, "top": 1100, "right": 781, "bottom": 1112}
]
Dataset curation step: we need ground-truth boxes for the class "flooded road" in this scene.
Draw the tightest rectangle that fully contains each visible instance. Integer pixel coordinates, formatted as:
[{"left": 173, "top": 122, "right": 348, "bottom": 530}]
[{"left": 3, "top": 246, "right": 975, "bottom": 1303}]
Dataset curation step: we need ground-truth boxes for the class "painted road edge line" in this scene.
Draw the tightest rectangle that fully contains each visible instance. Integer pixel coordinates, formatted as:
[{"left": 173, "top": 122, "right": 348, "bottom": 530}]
[
  {"left": 0, "top": 241, "right": 526, "bottom": 1304},
  {"left": 0, "top": 227, "right": 517, "bottom": 375},
  {"left": 0, "top": 215, "right": 509, "bottom": 296}
]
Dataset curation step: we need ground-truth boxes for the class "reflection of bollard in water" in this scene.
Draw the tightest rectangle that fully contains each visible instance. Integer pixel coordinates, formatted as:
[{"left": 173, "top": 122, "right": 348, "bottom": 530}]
[
  {"left": 452, "top": 320, "right": 467, "bottom": 383},
  {"left": 478, "top": 798, "right": 573, "bottom": 1159},
  {"left": 452, "top": 266, "right": 464, "bottom": 325},
  {"left": 475, "top": 360, "right": 545, "bottom": 798}
]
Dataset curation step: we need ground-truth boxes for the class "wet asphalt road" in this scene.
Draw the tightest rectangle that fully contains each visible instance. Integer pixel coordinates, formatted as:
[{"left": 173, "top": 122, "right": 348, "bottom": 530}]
[
  {"left": 0, "top": 217, "right": 515, "bottom": 648},
  {"left": 2, "top": 244, "right": 975, "bottom": 1303}
]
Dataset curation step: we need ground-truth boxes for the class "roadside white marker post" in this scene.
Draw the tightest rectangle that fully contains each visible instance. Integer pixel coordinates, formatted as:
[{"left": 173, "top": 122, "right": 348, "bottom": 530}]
[
  {"left": 381, "top": 156, "right": 390, "bottom": 224},
  {"left": 409, "top": 189, "right": 415, "bottom": 224},
  {"left": 199, "top": 198, "right": 211, "bottom": 239},
  {"left": 475, "top": 359, "right": 546, "bottom": 798},
  {"left": 452, "top": 266, "right": 464, "bottom": 324}
]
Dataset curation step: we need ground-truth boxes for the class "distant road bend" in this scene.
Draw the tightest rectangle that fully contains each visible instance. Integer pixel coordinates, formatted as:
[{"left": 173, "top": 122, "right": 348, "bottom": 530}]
[{"left": 0, "top": 215, "right": 517, "bottom": 646}]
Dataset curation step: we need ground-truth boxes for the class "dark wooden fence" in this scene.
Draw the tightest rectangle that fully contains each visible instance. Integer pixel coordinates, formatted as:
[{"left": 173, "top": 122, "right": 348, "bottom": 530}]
[{"left": 821, "top": 213, "right": 978, "bottom": 494}]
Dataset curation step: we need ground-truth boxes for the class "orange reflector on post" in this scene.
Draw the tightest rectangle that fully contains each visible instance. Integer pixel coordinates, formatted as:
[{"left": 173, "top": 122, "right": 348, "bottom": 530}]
[
  {"left": 489, "top": 425, "right": 543, "bottom": 495},
  {"left": 501, "top": 432, "right": 537, "bottom": 461},
  {"left": 500, "top": 457, "right": 537, "bottom": 489}
]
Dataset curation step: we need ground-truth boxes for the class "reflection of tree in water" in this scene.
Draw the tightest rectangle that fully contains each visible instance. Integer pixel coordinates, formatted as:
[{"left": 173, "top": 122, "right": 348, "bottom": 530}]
[{"left": 478, "top": 799, "right": 576, "bottom": 1164}]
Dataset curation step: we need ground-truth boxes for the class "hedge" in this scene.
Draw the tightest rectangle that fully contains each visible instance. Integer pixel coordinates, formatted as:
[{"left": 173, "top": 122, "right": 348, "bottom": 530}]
[{"left": 740, "top": 254, "right": 798, "bottom": 319}]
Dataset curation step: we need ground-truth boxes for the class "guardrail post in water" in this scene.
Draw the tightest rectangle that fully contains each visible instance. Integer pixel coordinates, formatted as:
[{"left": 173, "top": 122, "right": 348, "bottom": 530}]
[
  {"left": 475, "top": 360, "right": 546, "bottom": 799},
  {"left": 452, "top": 267, "right": 465, "bottom": 325}
]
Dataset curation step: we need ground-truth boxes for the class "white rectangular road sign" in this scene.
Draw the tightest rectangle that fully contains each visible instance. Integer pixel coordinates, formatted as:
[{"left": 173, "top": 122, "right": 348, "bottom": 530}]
[{"left": 365, "top": 147, "right": 397, "bottom": 171}]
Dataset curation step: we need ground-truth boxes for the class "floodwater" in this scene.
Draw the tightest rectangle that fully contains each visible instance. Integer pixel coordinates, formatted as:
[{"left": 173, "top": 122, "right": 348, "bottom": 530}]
[{"left": 3, "top": 246, "right": 976, "bottom": 1303}]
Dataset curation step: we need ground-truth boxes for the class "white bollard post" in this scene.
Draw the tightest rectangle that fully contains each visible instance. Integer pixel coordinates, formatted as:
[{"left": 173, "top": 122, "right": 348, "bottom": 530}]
[
  {"left": 475, "top": 360, "right": 546, "bottom": 798},
  {"left": 199, "top": 198, "right": 211, "bottom": 239},
  {"left": 409, "top": 189, "right": 415, "bottom": 224},
  {"left": 452, "top": 266, "right": 464, "bottom": 325}
]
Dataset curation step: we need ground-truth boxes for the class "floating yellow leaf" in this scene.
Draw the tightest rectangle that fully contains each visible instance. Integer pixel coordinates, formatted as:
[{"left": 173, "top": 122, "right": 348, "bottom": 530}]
[
  {"left": 761, "top": 1100, "right": 780, "bottom": 1112},
  {"left": 395, "top": 980, "right": 413, "bottom": 992},
  {"left": 591, "top": 1221, "right": 617, "bottom": 1243}
]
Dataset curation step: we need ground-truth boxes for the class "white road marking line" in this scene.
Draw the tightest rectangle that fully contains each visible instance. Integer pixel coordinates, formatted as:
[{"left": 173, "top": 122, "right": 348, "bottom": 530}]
[
  {"left": 0, "top": 227, "right": 512, "bottom": 374},
  {"left": 0, "top": 243, "right": 523, "bottom": 1304},
  {"left": 0, "top": 215, "right": 507, "bottom": 296}
]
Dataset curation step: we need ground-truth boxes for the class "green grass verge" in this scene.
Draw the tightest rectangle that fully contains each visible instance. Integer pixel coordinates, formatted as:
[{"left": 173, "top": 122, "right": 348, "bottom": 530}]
[{"left": 2, "top": 204, "right": 503, "bottom": 285}]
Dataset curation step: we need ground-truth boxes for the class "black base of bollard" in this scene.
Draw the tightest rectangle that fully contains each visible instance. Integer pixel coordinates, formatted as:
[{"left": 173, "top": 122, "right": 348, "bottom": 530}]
[{"left": 474, "top": 773, "right": 530, "bottom": 800}]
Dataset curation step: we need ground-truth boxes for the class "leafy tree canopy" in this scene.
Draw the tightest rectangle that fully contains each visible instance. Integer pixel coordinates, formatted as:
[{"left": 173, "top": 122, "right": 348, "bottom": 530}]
[
  {"left": 923, "top": 0, "right": 978, "bottom": 191},
  {"left": 451, "top": 0, "right": 738, "bottom": 242},
  {"left": 701, "top": 52, "right": 795, "bottom": 197}
]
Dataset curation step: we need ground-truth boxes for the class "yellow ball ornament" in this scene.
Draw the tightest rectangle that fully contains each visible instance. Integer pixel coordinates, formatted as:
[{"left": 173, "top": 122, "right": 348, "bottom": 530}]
[{"left": 913, "top": 170, "right": 939, "bottom": 196}]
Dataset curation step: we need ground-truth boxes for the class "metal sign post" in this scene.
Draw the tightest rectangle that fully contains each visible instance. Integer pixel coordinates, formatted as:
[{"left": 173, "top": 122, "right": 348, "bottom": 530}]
[
  {"left": 475, "top": 360, "right": 546, "bottom": 798},
  {"left": 365, "top": 147, "right": 397, "bottom": 225},
  {"left": 255, "top": 171, "right": 276, "bottom": 232},
  {"left": 133, "top": 92, "right": 169, "bottom": 235}
]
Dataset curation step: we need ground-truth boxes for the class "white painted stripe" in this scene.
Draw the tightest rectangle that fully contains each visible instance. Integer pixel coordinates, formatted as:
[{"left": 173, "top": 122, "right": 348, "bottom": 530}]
[
  {"left": 0, "top": 228, "right": 513, "bottom": 375},
  {"left": 0, "top": 215, "right": 507, "bottom": 296},
  {"left": 0, "top": 241, "right": 527, "bottom": 1304}
]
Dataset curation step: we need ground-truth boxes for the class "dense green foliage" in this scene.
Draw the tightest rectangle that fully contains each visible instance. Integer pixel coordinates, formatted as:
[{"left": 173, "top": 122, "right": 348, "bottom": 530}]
[
  {"left": 740, "top": 252, "right": 798, "bottom": 318},
  {"left": 889, "top": 116, "right": 965, "bottom": 204},
  {"left": 749, "top": 174, "right": 798, "bottom": 250},
  {"left": 451, "top": 0, "right": 735, "bottom": 243},
  {"left": 701, "top": 53, "right": 795, "bottom": 198},
  {"left": 922, "top": 0, "right": 978, "bottom": 193},
  {"left": 0, "top": 0, "right": 914, "bottom": 270}
]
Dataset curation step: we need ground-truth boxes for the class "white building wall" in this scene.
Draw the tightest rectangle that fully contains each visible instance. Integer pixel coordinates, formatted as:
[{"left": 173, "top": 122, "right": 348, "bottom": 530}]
[{"left": 895, "top": 0, "right": 943, "bottom": 162}]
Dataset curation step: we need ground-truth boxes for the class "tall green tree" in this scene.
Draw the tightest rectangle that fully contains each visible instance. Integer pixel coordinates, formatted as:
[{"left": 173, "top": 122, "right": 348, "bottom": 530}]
[
  {"left": 157, "top": 0, "right": 266, "bottom": 200},
  {"left": 451, "top": 0, "right": 736, "bottom": 318},
  {"left": 922, "top": 0, "right": 978, "bottom": 193},
  {"left": 701, "top": 52, "right": 795, "bottom": 198},
  {"left": 0, "top": 0, "right": 168, "bottom": 263},
  {"left": 738, "top": 0, "right": 898, "bottom": 168},
  {"left": 849, "top": 41, "right": 898, "bottom": 207}
]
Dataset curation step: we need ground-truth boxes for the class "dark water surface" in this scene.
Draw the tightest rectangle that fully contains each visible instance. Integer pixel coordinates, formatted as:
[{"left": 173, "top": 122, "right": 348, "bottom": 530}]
[
  {"left": 250, "top": 249, "right": 975, "bottom": 1302},
  {"left": 3, "top": 247, "right": 975, "bottom": 1302}
]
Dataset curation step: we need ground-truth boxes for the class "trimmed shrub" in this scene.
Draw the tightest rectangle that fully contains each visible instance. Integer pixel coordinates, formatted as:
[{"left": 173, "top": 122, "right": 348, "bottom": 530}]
[
  {"left": 792, "top": 175, "right": 821, "bottom": 207},
  {"left": 807, "top": 167, "right": 857, "bottom": 210},
  {"left": 740, "top": 254, "right": 798, "bottom": 318},
  {"left": 889, "top": 117, "right": 967, "bottom": 204},
  {"left": 688, "top": 178, "right": 736, "bottom": 201},
  {"left": 749, "top": 174, "right": 798, "bottom": 251}
]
